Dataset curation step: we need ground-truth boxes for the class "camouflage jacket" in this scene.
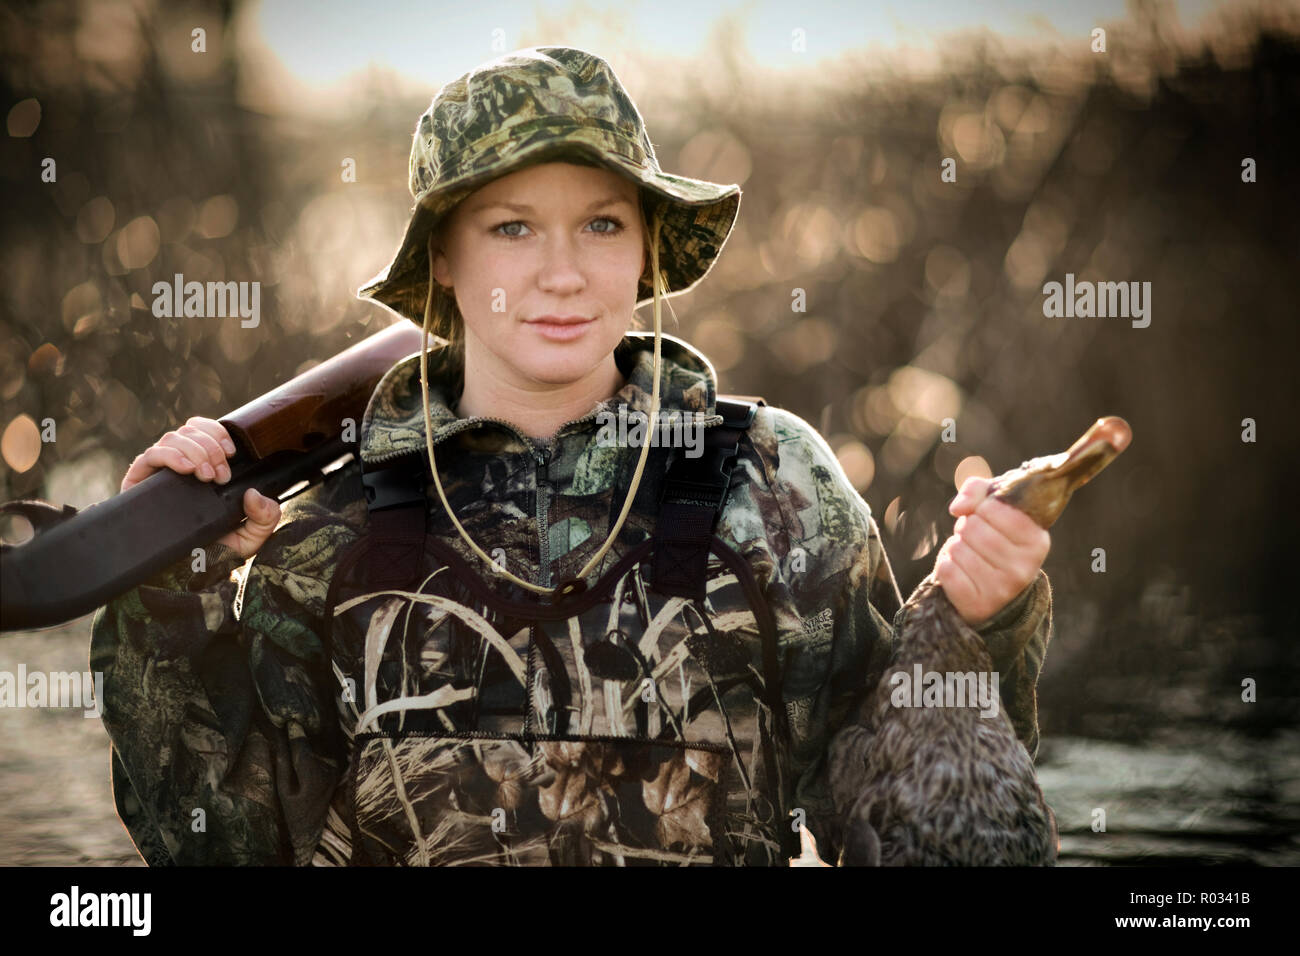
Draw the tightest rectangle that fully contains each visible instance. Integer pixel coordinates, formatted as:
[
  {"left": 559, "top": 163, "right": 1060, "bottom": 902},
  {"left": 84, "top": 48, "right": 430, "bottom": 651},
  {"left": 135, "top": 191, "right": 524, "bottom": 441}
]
[{"left": 90, "top": 330, "right": 1053, "bottom": 866}]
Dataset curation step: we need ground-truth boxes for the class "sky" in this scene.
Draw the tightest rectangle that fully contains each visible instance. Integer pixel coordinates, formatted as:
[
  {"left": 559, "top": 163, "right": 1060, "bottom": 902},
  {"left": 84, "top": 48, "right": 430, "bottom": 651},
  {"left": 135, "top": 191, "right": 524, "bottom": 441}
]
[{"left": 242, "top": 0, "right": 1228, "bottom": 111}]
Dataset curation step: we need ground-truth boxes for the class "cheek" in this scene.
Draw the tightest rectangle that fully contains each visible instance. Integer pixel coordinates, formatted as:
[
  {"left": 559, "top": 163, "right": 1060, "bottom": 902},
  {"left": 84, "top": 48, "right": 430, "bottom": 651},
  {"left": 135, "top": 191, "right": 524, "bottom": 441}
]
[
  {"left": 602, "top": 237, "right": 648, "bottom": 286},
  {"left": 458, "top": 251, "right": 525, "bottom": 315}
]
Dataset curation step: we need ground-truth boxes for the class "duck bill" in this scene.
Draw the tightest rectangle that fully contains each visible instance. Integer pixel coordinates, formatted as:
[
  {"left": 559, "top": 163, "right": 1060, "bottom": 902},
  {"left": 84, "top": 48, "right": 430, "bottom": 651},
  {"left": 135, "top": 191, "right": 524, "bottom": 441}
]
[{"left": 989, "top": 416, "right": 1132, "bottom": 529}]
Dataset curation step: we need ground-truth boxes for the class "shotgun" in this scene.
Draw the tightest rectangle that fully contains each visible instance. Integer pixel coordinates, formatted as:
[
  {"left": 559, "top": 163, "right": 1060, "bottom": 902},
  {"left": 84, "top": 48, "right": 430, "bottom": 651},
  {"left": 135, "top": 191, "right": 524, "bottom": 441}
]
[{"left": 0, "top": 322, "right": 430, "bottom": 632}]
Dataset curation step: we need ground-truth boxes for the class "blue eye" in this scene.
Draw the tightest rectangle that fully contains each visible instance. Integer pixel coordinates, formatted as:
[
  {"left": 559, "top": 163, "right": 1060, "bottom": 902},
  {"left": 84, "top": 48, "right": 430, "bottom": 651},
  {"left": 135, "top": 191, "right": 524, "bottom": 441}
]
[
  {"left": 493, "top": 220, "right": 529, "bottom": 239},
  {"left": 491, "top": 216, "right": 625, "bottom": 240}
]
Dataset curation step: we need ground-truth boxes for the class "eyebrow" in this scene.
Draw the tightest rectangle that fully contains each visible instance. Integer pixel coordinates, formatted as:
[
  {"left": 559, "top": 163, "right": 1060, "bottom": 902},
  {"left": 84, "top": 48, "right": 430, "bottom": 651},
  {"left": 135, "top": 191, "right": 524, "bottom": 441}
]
[{"left": 470, "top": 196, "right": 635, "bottom": 216}]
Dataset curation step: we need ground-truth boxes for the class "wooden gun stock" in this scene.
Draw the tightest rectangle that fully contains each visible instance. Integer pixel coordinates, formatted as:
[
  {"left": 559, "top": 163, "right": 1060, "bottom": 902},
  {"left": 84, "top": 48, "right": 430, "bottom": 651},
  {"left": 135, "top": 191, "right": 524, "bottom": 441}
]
[{"left": 0, "top": 322, "right": 432, "bottom": 632}]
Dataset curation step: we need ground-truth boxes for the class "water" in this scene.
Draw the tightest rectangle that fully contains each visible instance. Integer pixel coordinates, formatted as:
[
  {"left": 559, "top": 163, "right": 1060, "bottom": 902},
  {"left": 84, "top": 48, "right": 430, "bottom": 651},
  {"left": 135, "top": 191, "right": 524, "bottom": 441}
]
[
  {"left": 0, "top": 617, "right": 141, "bottom": 866},
  {"left": 1038, "top": 732, "right": 1300, "bottom": 865},
  {"left": 1, "top": 616, "right": 1296, "bottom": 866}
]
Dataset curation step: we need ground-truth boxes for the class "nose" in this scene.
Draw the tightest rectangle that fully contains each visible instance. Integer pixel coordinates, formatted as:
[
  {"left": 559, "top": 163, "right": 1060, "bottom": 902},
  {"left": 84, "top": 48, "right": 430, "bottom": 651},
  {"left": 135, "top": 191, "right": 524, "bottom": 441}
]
[{"left": 536, "top": 233, "right": 586, "bottom": 294}]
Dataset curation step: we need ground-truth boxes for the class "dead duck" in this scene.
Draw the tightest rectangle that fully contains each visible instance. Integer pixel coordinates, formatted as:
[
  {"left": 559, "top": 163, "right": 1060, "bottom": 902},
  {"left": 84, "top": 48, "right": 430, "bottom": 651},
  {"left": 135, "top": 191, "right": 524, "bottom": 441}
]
[{"left": 826, "top": 416, "right": 1131, "bottom": 866}]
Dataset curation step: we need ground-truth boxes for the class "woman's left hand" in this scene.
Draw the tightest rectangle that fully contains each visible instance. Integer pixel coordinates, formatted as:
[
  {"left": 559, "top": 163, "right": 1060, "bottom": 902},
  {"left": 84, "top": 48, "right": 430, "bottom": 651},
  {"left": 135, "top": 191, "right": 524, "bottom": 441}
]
[{"left": 934, "top": 475, "right": 1051, "bottom": 629}]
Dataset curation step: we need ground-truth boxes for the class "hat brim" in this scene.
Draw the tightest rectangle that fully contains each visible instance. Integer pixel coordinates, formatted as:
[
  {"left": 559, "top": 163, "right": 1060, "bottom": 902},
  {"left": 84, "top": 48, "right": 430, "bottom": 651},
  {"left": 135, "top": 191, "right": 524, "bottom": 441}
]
[{"left": 356, "top": 138, "right": 741, "bottom": 326}]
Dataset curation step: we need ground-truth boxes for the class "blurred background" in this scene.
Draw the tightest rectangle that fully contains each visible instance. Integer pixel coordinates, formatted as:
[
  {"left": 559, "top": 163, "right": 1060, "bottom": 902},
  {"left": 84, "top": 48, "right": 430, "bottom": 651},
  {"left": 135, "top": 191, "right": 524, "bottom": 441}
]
[{"left": 0, "top": 0, "right": 1297, "bottom": 865}]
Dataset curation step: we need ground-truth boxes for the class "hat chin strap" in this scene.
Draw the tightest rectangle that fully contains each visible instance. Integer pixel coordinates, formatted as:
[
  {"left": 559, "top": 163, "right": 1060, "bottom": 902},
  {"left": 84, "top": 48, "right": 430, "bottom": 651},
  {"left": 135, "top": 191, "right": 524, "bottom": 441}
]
[{"left": 417, "top": 213, "right": 666, "bottom": 598}]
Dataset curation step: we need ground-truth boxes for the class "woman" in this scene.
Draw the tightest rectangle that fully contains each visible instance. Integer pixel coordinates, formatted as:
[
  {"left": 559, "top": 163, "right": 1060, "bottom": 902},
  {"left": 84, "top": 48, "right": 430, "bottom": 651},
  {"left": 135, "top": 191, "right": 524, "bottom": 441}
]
[{"left": 93, "top": 46, "right": 1053, "bottom": 866}]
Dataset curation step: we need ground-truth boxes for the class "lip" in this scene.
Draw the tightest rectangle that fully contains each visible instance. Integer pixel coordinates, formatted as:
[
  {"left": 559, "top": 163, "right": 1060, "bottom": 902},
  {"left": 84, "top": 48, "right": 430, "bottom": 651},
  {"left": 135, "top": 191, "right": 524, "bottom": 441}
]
[{"left": 524, "top": 315, "right": 597, "bottom": 342}]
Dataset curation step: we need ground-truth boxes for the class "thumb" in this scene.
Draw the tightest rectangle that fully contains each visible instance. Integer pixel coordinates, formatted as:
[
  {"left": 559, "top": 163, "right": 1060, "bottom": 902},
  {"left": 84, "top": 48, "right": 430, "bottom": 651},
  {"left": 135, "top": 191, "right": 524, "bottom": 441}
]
[
  {"left": 949, "top": 476, "right": 990, "bottom": 516},
  {"left": 244, "top": 488, "right": 281, "bottom": 530},
  {"left": 218, "top": 489, "right": 283, "bottom": 559}
]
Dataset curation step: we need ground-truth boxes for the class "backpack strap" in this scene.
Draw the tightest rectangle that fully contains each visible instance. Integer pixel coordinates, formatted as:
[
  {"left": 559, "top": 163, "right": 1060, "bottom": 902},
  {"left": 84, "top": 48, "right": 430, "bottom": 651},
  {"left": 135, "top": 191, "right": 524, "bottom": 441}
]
[
  {"left": 355, "top": 393, "right": 766, "bottom": 599},
  {"left": 650, "top": 395, "right": 764, "bottom": 601},
  {"left": 358, "top": 453, "right": 429, "bottom": 591}
]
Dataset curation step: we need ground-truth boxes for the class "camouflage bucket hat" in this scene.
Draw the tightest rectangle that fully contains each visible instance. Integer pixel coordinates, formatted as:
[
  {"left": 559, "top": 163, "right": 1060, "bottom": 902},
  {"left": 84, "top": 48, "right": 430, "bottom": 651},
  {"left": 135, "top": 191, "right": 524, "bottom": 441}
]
[{"left": 356, "top": 45, "right": 742, "bottom": 325}]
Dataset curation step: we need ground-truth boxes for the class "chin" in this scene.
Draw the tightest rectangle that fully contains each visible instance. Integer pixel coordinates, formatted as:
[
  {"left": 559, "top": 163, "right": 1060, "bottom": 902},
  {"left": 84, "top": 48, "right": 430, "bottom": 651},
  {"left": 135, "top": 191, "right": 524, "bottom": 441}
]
[
  {"left": 513, "top": 326, "right": 623, "bottom": 383},
  {"left": 522, "top": 354, "right": 601, "bottom": 385}
]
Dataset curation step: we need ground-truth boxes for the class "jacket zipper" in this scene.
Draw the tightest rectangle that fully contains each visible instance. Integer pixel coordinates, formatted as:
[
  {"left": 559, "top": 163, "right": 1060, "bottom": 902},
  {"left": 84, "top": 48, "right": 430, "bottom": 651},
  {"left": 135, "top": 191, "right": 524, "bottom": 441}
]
[
  {"left": 522, "top": 628, "right": 538, "bottom": 741},
  {"left": 535, "top": 446, "right": 551, "bottom": 588}
]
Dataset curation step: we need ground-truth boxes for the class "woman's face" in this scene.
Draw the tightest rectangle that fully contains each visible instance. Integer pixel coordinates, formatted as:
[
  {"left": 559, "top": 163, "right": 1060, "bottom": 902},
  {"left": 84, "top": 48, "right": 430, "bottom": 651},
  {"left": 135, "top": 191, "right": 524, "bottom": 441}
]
[{"left": 430, "top": 160, "right": 646, "bottom": 388}]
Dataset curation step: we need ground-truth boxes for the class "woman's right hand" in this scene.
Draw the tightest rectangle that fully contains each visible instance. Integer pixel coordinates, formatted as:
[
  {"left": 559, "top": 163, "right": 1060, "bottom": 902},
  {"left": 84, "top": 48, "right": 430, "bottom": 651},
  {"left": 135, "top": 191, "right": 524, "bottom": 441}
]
[{"left": 121, "top": 417, "right": 282, "bottom": 560}]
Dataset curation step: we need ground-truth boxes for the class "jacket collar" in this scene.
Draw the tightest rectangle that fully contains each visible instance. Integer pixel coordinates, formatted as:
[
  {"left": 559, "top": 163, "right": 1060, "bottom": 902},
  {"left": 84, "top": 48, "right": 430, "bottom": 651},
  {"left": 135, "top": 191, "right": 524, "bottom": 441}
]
[{"left": 359, "top": 329, "right": 723, "bottom": 465}]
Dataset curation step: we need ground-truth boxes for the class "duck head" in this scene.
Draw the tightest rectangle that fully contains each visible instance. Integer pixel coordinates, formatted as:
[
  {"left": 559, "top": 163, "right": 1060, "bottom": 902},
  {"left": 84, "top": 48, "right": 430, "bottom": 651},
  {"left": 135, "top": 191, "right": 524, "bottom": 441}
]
[{"left": 987, "top": 416, "right": 1132, "bottom": 530}]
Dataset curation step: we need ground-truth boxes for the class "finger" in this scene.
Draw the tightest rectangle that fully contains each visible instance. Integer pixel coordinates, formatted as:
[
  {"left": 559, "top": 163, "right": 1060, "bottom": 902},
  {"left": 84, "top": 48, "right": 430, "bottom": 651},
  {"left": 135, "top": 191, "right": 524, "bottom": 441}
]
[
  {"left": 936, "top": 541, "right": 977, "bottom": 600},
  {"left": 121, "top": 444, "right": 201, "bottom": 492},
  {"left": 142, "top": 445, "right": 200, "bottom": 477},
  {"left": 175, "top": 423, "right": 228, "bottom": 475},
  {"left": 158, "top": 432, "right": 218, "bottom": 480},
  {"left": 975, "top": 496, "right": 1047, "bottom": 550},
  {"left": 121, "top": 452, "right": 157, "bottom": 492},
  {"left": 185, "top": 417, "right": 238, "bottom": 457},
  {"left": 243, "top": 488, "right": 281, "bottom": 528},
  {"left": 955, "top": 511, "right": 1023, "bottom": 571},
  {"left": 182, "top": 421, "right": 237, "bottom": 472},
  {"left": 223, "top": 490, "right": 280, "bottom": 558},
  {"left": 972, "top": 527, "right": 1045, "bottom": 603},
  {"left": 947, "top": 535, "right": 999, "bottom": 604},
  {"left": 937, "top": 546, "right": 998, "bottom": 627},
  {"left": 121, "top": 451, "right": 155, "bottom": 489},
  {"left": 949, "top": 476, "right": 990, "bottom": 516}
]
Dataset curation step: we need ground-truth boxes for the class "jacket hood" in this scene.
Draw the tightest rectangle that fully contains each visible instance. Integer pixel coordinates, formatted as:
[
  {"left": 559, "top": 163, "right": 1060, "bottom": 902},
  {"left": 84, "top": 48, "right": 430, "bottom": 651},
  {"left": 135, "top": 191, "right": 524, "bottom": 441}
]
[{"left": 358, "top": 329, "right": 725, "bottom": 465}]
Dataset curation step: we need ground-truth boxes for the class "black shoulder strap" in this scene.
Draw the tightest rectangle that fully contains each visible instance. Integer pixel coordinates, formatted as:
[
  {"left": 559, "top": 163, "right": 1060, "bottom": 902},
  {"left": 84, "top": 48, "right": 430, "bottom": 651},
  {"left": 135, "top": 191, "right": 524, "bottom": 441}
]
[
  {"left": 358, "top": 453, "right": 429, "bottom": 591},
  {"left": 650, "top": 396, "right": 764, "bottom": 601},
  {"left": 355, "top": 394, "right": 766, "bottom": 600}
]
